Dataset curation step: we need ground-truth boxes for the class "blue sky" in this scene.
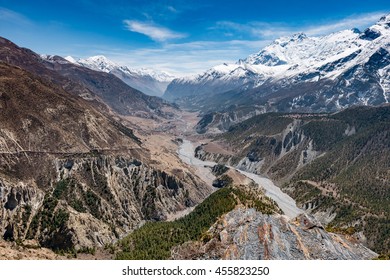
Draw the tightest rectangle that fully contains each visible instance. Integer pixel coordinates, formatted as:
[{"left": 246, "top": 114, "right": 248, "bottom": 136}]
[{"left": 0, "top": 0, "right": 389, "bottom": 76}]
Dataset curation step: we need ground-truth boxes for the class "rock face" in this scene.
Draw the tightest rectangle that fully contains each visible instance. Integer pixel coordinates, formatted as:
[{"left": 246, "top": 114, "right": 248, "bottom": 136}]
[
  {"left": 2, "top": 151, "right": 207, "bottom": 244},
  {"left": 195, "top": 113, "right": 315, "bottom": 181},
  {"left": 172, "top": 208, "right": 377, "bottom": 260},
  {"left": 0, "top": 54, "right": 210, "bottom": 251},
  {"left": 0, "top": 149, "right": 210, "bottom": 251},
  {"left": 195, "top": 106, "right": 265, "bottom": 134}
]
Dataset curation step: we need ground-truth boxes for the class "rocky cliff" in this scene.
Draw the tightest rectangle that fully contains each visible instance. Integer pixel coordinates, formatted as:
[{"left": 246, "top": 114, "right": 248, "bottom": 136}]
[
  {"left": 0, "top": 61, "right": 211, "bottom": 252},
  {"left": 0, "top": 153, "right": 209, "bottom": 250},
  {"left": 172, "top": 208, "right": 377, "bottom": 260}
]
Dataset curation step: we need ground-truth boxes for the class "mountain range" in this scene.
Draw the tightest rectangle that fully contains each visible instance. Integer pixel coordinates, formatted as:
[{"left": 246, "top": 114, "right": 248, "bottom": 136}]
[
  {"left": 0, "top": 13, "right": 390, "bottom": 260},
  {"left": 164, "top": 15, "right": 390, "bottom": 113},
  {"left": 65, "top": 55, "right": 175, "bottom": 97},
  {"left": 57, "top": 15, "right": 390, "bottom": 115}
]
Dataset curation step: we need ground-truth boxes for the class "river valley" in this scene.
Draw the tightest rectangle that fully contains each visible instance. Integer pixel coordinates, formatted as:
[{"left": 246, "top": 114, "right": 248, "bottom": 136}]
[{"left": 177, "top": 139, "right": 303, "bottom": 219}]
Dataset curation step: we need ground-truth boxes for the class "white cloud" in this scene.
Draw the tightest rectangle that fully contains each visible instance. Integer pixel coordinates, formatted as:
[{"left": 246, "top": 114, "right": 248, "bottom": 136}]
[
  {"left": 123, "top": 20, "right": 186, "bottom": 42},
  {"left": 304, "top": 12, "right": 386, "bottom": 35},
  {"left": 0, "top": 7, "right": 32, "bottom": 26},
  {"left": 167, "top": 6, "right": 178, "bottom": 13},
  {"left": 214, "top": 21, "right": 292, "bottom": 39},
  {"left": 215, "top": 11, "right": 387, "bottom": 39}
]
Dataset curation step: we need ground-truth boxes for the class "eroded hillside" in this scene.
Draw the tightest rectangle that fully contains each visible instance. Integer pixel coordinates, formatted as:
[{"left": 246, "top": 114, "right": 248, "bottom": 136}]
[{"left": 194, "top": 106, "right": 390, "bottom": 254}]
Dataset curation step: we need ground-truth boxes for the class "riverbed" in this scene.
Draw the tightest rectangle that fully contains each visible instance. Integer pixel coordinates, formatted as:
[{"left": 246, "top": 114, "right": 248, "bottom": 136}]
[
  {"left": 178, "top": 139, "right": 303, "bottom": 219},
  {"left": 178, "top": 139, "right": 216, "bottom": 185}
]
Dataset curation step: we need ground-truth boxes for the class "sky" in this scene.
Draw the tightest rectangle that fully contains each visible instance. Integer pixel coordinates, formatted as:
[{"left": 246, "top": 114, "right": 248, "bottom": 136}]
[{"left": 0, "top": 0, "right": 389, "bottom": 76}]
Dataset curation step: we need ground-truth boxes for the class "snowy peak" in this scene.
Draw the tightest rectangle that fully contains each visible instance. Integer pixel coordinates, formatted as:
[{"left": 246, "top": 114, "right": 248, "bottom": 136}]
[
  {"left": 41, "top": 54, "right": 73, "bottom": 64},
  {"left": 245, "top": 29, "right": 363, "bottom": 68},
  {"left": 64, "top": 56, "right": 77, "bottom": 64},
  {"left": 274, "top": 32, "right": 308, "bottom": 46},
  {"left": 77, "top": 55, "right": 118, "bottom": 73},
  {"left": 118, "top": 66, "right": 175, "bottom": 82},
  {"left": 378, "top": 14, "right": 390, "bottom": 25},
  {"left": 63, "top": 55, "right": 175, "bottom": 96},
  {"left": 178, "top": 27, "right": 366, "bottom": 86},
  {"left": 164, "top": 13, "right": 390, "bottom": 110},
  {"left": 359, "top": 13, "right": 390, "bottom": 41},
  {"left": 74, "top": 55, "right": 174, "bottom": 82}
]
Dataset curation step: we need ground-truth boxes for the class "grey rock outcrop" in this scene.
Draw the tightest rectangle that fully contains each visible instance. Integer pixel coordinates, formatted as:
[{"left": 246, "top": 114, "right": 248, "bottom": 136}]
[{"left": 172, "top": 208, "right": 377, "bottom": 260}]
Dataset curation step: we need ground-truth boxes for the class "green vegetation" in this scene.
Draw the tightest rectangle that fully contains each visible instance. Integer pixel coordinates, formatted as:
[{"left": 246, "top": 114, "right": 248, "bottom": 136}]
[
  {"left": 288, "top": 108, "right": 390, "bottom": 254},
  {"left": 212, "top": 174, "right": 233, "bottom": 188},
  {"left": 374, "top": 254, "right": 390, "bottom": 260},
  {"left": 116, "top": 186, "right": 279, "bottom": 259},
  {"left": 364, "top": 216, "right": 390, "bottom": 254},
  {"left": 285, "top": 181, "right": 321, "bottom": 206},
  {"left": 69, "top": 198, "right": 86, "bottom": 212},
  {"left": 301, "top": 119, "right": 347, "bottom": 150},
  {"left": 77, "top": 246, "right": 96, "bottom": 255},
  {"left": 83, "top": 189, "right": 102, "bottom": 219},
  {"left": 26, "top": 178, "right": 97, "bottom": 245},
  {"left": 211, "top": 164, "right": 229, "bottom": 176},
  {"left": 53, "top": 179, "right": 70, "bottom": 199},
  {"left": 26, "top": 193, "right": 69, "bottom": 244},
  {"left": 21, "top": 204, "right": 32, "bottom": 228},
  {"left": 325, "top": 225, "right": 356, "bottom": 235},
  {"left": 217, "top": 113, "right": 293, "bottom": 144},
  {"left": 141, "top": 185, "right": 158, "bottom": 220},
  {"left": 232, "top": 187, "right": 280, "bottom": 215}
]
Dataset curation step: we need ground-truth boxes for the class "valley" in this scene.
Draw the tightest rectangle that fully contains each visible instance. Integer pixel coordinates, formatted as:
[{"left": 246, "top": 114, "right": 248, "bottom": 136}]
[
  {"left": 1, "top": 12, "right": 390, "bottom": 260},
  {"left": 178, "top": 139, "right": 303, "bottom": 218}
]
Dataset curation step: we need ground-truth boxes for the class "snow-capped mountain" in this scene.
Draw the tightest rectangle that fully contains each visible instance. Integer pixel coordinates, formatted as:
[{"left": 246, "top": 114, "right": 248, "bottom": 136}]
[
  {"left": 65, "top": 55, "right": 175, "bottom": 97},
  {"left": 164, "top": 14, "right": 390, "bottom": 112},
  {"left": 77, "top": 55, "right": 118, "bottom": 73}
]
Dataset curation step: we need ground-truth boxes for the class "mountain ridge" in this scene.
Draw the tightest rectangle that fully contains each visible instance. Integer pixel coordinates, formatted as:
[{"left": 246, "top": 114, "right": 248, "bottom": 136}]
[
  {"left": 0, "top": 36, "right": 173, "bottom": 118},
  {"left": 67, "top": 55, "right": 175, "bottom": 97},
  {"left": 164, "top": 14, "right": 390, "bottom": 113}
]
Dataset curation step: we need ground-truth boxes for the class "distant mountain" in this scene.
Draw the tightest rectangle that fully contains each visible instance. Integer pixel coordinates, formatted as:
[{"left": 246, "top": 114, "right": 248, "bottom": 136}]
[
  {"left": 164, "top": 14, "right": 390, "bottom": 112},
  {"left": 69, "top": 55, "right": 175, "bottom": 97},
  {"left": 0, "top": 37, "right": 172, "bottom": 118}
]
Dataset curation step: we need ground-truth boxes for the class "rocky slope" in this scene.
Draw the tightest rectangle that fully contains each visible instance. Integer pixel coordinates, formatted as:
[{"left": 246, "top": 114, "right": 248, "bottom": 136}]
[
  {"left": 0, "top": 37, "right": 172, "bottom": 118},
  {"left": 164, "top": 14, "right": 390, "bottom": 113},
  {"left": 172, "top": 208, "right": 377, "bottom": 260},
  {"left": 0, "top": 239, "right": 64, "bottom": 260},
  {"left": 195, "top": 106, "right": 265, "bottom": 134},
  {"left": 0, "top": 61, "right": 211, "bottom": 252},
  {"left": 194, "top": 105, "right": 390, "bottom": 254}
]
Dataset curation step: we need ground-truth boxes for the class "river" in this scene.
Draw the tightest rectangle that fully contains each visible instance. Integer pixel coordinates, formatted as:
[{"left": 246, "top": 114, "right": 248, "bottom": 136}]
[{"left": 178, "top": 139, "right": 303, "bottom": 219}]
